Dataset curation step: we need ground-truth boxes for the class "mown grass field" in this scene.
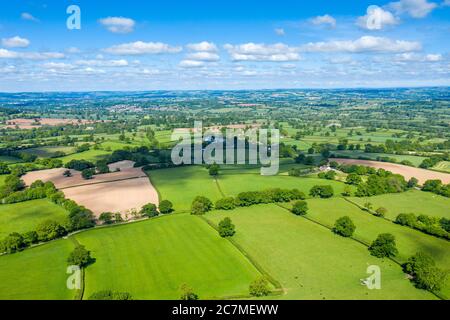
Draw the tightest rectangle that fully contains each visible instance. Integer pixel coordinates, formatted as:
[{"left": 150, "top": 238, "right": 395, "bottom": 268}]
[
  {"left": 433, "top": 161, "right": 450, "bottom": 173},
  {"left": 75, "top": 214, "right": 262, "bottom": 300},
  {"left": 350, "top": 190, "right": 450, "bottom": 220},
  {"left": 331, "top": 150, "right": 426, "bottom": 167},
  {"left": 300, "top": 197, "right": 450, "bottom": 297},
  {"left": 206, "top": 204, "right": 435, "bottom": 300},
  {"left": 0, "top": 240, "right": 74, "bottom": 300},
  {"left": 58, "top": 149, "right": 111, "bottom": 164},
  {"left": 0, "top": 174, "right": 6, "bottom": 186},
  {"left": 147, "top": 166, "right": 223, "bottom": 212},
  {"left": 22, "top": 146, "right": 75, "bottom": 158},
  {"left": 0, "top": 199, "right": 69, "bottom": 238}
]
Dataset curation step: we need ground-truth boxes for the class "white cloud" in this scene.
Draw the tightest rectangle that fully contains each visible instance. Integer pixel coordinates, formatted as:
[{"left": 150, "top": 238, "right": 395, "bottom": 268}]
[
  {"left": 104, "top": 41, "right": 182, "bottom": 55},
  {"left": 41, "top": 62, "right": 74, "bottom": 70},
  {"left": 224, "top": 43, "right": 301, "bottom": 62},
  {"left": 275, "top": 28, "right": 285, "bottom": 36},
  {"left": 425, "top": 53, "right": 443, "bottom": 61},
  {"left": 186, "top": 52, "right": 220, "bottom": 61},
  {"left": 0, "top": 49, "right": 65, "bottom": 60},
  {"left": 387, "top": 0, "right": 438, "bottom": 18},
  {"left": 302, "top": 36, "right": 421, "bottom": 53},
  {"left": 99, "top": 17, "right": 136, "bottom": 34},
  {"left": 75, "top": 59, "right": 129, "bottom": 67},
  {"left": 179, "top": 60, "right": 205, "bottom": 68},
  {"left": 0, "top": 65, "right": 16, "bottom": 73},
  {"left": 357, "top": 6, "right": 399, "bottom": 30},
  {"left": 186, "top": 41, "right": 218, "bottom": 52},
  {"left": 444, "top": 0, "right": 450, "bottom": 6},
  {"left": 311, "top": 15, "right": 336, "bottom": 28},
  {"left": 21, "top": 12, "right": 39, "bottom": 22},
  {"left": 394, "top": 52, "right": 443, "bottom": 61},
  {"left": 66, "top": 47, "right": 81, "bottom": 54},
  {"left": 2, "top": 36, "right": 30, "bottom": 48}
]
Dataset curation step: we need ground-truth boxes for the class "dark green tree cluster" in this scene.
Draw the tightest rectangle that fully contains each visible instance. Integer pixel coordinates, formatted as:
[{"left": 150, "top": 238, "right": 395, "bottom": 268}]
[
  {"left": 422, "top": 179, "right": 450, "bottom": 198},
  {"left": 67, "top": 245, "right": 94, "bottom": 267},
  {"left": 355, "top": 170, "right": 408, "bottom": 197},
  {"left": 218, "top": 217, "right": 236, "bottom": 237},
  {"left": 191, "top": 196, "right": 214, "bottom": 215},
  {"left": 88, "top": 291, "right": 133, "bottom": 300},
  {"left": 291, "top": 200, "right": 308, "bottom": 216},
  {"left": 65, "top": 159, "right": 95, "bottom": 171},
  {"left": 249, "top": 278, "right": 270, "bottom": 297},
  {"left": 318, "top": 170, "right": 336, "bottom": 180},
  {"left": 309, "top": 185, "right": 334, "bottom": 198},
  {"left": 368, "top": 233, "right": 398, "bottom": 258},
  {"left": 404, "top": 252, "right": 447, "bottom": 292},
  {"left": 395, "top": 213, "right": 450, "bottom": 240},
  {"left": 333, "top": 216, "right": 356, "bottom": 237}
]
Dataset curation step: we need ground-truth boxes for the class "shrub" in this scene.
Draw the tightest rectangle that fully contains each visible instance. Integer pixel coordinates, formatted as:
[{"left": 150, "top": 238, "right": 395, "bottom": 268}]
[
  {"left": 395, "top": 213, "right": 417, "bottom": 228},
  {"left": 65, "top": 159, "right": 94, "bottom": 171},
  {"left": 0, "top": 232, "right": 26, "bottom": 253},
  {"left": 191, "top": 196, "right": 213, "bottom": 215},
  {"left": 180, "top": 284, "right": 199, "bottom": 300},
  {"left": 291, "top": 201, "right": 308, "bottom": 216},
  {"left": 99, "top": 212, "right": 114, "bottom": 224},
  {"left": 36, "top": 220, "right": 67, "bottom": 242},
  {"left": 404, "top": 252, "right": 447, "bottom": 291},
  {"left": 374, "top": 207, "right": 388, "bottom": 218},
  {"left": 88, "top": 290, "right": 133, "bottom": 300},
  {"left": 218, "top": 217, "right": 236, "bottom": 237},
  {"left": 159, "top": 200, "right": 174, "bottom": 214},
  {"left": 140, "top": 203, "right": 158, "bottom": 217},
  {"left": 369, "top": 233, "right": 398, "bottom": 258},
  {"left": 333, "top": 216, "right": 356, "bottom": 237},
  {"left": 215, "top": 197, "right": 237, "bottom": 210},
  {"left": 249, "top": 278, "right": 270, "bottom": 297},
  {"left": 81, "top": 168, "right": 95, "bottom": 180},
  {"left": 309, "top": 185, "right": 334, "bottom": 198},
  {"left": 318, "top": 171, "right": 336, "bottom": 180}
]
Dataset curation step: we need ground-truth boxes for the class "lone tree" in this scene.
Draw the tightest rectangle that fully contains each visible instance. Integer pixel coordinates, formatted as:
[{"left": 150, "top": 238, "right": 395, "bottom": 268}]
[
  {"left": 249, "top": 278, "right": 270, "bottom": 297},
  {"left": 180, "top": 284, "right": 199, "bottom": 300},
  {"left": 375, "top": 207, "right": 388, "bottom": 218},
  {"left": 309, "top": 185, "right": 334, "bottom": 198},
  {"left": 291, "top": 200, "right": 308, "bottom": 216},
  {"left": 191, "top": 196, "right": 213, "bottom": 215},
  {"left": 81, "top": 168, "right": 95, "bottom": 180},
  {"left": 404, "top": 252, "right": 447, "bottom": 291},
  {"left": 218, "top": 217, "right": 236, "bottom": 237},
  {"left": 63, "top": 170, "right": 72, "bottom": 177},
  {"left": 140, "top": 203, "right": 159, "bottom": 218},
  {"left": 208, "top": 162, "right": 220, "bottom": 177},
  {"left": 159, "top": 200, "right": 174, "bottom": 214},
  {"left": 67, "top": 245, "right": 94, "bottom": 268},
  {"left": 333, "top": 216, "right": 356, "bottom": 237},
  {"left": 369, "top": 233, "right": 398, "bottom": 258}
]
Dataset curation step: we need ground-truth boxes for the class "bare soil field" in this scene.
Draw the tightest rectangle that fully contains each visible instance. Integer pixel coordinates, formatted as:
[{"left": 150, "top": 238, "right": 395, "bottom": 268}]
[
  {"left": 3, "top": 118, "right": 96, "bottom": 129},
  {"left": 333, "top": 158, "right": 450, "bottom": 184},
  {"left": 22, "top": 161, "right": 159, "bottom": 218}
]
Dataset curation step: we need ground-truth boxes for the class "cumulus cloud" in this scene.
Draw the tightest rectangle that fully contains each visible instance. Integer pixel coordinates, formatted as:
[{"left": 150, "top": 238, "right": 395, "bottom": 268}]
[
  {"left": 186, "top": 41, "right": 218, "bottom": 52},
  {"left": 387, "top": 0, "right": 438, "bottom": 18},
  {"left": 275, "top": 28, "right": 285, "bottom": 36},
  {"left": 99, "top": 17, "right": 136, "bottom": 34},
  {"left": 186, "top": 52, "right": 220, "bottom": 61},
  {"left": 104, "top": 41, "right": 182, "bottom": 55},
  {"left": 311, "top": 15, "right": 336, "bottom": 28},
  {"left": 224, "top": 43, "right": 301, "bottom": 62},
  {"left": 357, "top": 6, "right": 399, "bottom": 30},
  {"left": 395, "top": 52, "right": 443, "bottom": 61},
  {"left": 0, "top": 49, "right": 65, "bottom": 60},
  {"left": 301, "top": 36, "right": 421, "bottom": 53},
  {"left": 179, "top": 60, "right": 205, "bottom": 68},
  {"left": 21, "top": 12, "right": 39, "bottom": 22},
  {"left": 41, "top": 62, "right": 74, "bottom": 70},
  {"left": 75, "top": 59, "right": 129, "bottom": 67},
  {"left": 2, "top": 36, "right": 30, "bottom": 48}
]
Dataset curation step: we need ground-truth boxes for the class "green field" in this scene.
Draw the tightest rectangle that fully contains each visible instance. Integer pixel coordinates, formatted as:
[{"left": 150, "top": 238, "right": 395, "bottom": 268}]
[
  {"left": 0, "top": 240, "right": 75, "bottom": 300},
  {"left": 0, "top": 156, "right": 22, "bottom": 164},
  {"left": 0, "top": 199, "right": 69, "bottom": 238},
  {"left": 206, "top": 204, "right": 435, "bottom": 299},
  {"left": 349, "top": 190, "right": 450, "bottom": 220},
  {"left": 59, "top": 149, "right": 111, "bottom": 164},
  {"left": 147, "top": 166, "right": 223, "bottom": 212},
  {"left": 301, "top": 198, "right": 450, "bottom": 297},
  {"left": 22, "top": 146, "right": 75, "bottom": 158},
  {"left": 433, "top": 161, "right": 450, "bottom": 173},
  {"left": 331, "top": 150, "right": 426, "bottom": 166},
  {"left": 0, "top": 175, "right": 6, "bottom": 186},
  {"left": 75, "top": 214, "right": 263, "bottom": 299}
]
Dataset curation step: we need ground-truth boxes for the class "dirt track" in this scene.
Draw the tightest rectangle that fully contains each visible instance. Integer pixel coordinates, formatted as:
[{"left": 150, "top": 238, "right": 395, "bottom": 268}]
[{"left": 333, "top": 158, "right": 450, "bottom": 185}]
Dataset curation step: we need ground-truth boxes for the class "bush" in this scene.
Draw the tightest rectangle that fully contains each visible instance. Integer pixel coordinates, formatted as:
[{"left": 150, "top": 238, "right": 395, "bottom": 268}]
[
  {"left": 191, "top": 196, "right": 213, "bottom": 215},
  {"left": 180, "top": 284, "right": 199, "bottom": 300},
  {"left": 208, "top": 163, "right": 220, "bottom": 176},
  {"left": 369, "top": 233, "right": 398, "bottom": 258},
  {"left": 99, "top": 212, "right": 114, "bottom": 224},
  {"left": 89, "top": 291, "right": 132, "bottom": 300},
  {"left": 159, "top": 200, "right": 174, "bottom": 214},
  {"left": 218, "top": 217, "right": 236, "bottom": 237},
  {"left": 333, "top": 216, "right": 356, "bottom": 237},
  {"left": 215, "top": 197, "right": 237, "bottom": 210},
  {"left": 374, "top": 207, "right": 388, "bottom": 218},
  {"left": 249, "top": 278, "right": 270, "bottom": 297},
  {"left": 0, "top": 232, "right": 26, "bottom": 253},
  {"left": 36, "top": 220, "right": 67, "bottom": 242},
  {"left": 395, "top": 213, "right": 417, "bottom": 228},
  {"left": 65, "top": 159, "right": 94, "bottom": 171},
  {"left": 309, "top": 185, "right": 334, "bottom": 198},
  {"left": 81, "top": 168, "right": 95, "bottom": 180},
  {"left": 291, "top": 201, "right": 308, "bottom": 216},
  {"left": 67, "top": 245, "right": 94, "bottom": 268},
  {"left": 346, "top": 173, "right": 362, "bottom": 185},
  {"left": 140, "top": 203, "right": 158, "bottom": 217},
  {"left": 318, "top": 171, "right": 336, "bottom": 180},
  {"left": 404, "top": 252, "right": 447, "bottom": 291}
]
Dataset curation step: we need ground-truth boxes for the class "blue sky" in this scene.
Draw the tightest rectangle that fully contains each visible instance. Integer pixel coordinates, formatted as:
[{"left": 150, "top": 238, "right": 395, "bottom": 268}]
[{"left": 0, "top": 0, "right": 449, "bottom": 91}]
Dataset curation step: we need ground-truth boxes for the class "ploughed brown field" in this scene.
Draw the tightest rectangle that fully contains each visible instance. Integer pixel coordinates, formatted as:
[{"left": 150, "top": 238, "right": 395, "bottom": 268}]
[
  {"left": 3, "top": 118, "right": 97, "bottom": 129},
  {"left": 22, "top": 161, "right": 159, "bottom": 219},
  {"left": 333, "top": 158, "right": 450, "bottom": 185}
]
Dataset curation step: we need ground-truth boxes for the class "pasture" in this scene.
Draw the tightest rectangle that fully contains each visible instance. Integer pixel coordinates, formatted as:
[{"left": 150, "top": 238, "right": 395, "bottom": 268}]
[
  {"left": 0, "top": 240, "right": 74, "bottom": 300},
  {"left": 349, "top": 190, "right": 450, "bottom": 220},
  {"left": 206, "top": 204, "right": 434, "bottom": 300},
  {"left": 0, "top": 199, "right": 69, "bottom": 238},
  {"left": 75, "top": 214, "right": 263, "bottom": 299},
  {"left": 433, "top": 161, "right": 450, "bottom": 173}
]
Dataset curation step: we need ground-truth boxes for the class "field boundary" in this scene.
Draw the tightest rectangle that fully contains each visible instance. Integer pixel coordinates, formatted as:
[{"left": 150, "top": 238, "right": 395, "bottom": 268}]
[
  {"left": 68, "top": 236, "right": 85, "bottom": 300},
  {"left": 59, "top": 175, "right": 148, "bottom": 190},
  {"left": 199, "top": 215, "right": 285, "bottom": 297}
]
